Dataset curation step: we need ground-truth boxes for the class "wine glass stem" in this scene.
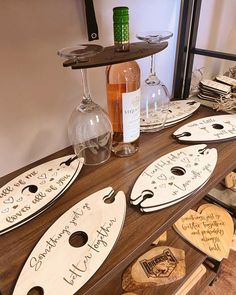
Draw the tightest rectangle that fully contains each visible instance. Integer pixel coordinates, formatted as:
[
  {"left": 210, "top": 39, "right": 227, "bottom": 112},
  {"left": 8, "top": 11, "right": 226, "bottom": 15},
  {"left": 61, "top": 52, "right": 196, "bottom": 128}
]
[
  {"left": 150, "top": 54, "right": 156, "bottom": 76},
  {"left": 81, "top": 68, "right": 92, "bottom": 102}
]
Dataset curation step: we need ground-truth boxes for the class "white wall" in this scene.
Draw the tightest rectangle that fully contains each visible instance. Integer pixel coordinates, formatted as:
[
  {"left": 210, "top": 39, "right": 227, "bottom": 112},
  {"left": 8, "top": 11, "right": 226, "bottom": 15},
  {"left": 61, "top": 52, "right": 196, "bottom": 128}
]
[
  {"left": 191, "top": 0, "right": 236, "bottom": 82},
  {"left": 0, "top": 0, "right": 181, "bottom": 177}
]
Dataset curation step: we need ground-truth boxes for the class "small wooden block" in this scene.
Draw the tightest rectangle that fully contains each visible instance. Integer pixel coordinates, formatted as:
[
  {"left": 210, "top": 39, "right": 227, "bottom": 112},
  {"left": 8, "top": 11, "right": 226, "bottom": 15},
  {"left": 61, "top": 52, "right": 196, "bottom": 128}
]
[
  {"left": 225, "top": 172, "right": 236, "bottom": 188},
  {"left": 231, "top": 234, "right": 236, "bottom": 251},
  {"left": 152, "top": 231, "right": 167, "bottom": 245},
  {"left": 175, "top": 264, "right": 206, "bottom": 295},
  {"left": 225, "top": 172, "right": 236, "bottom": 191},
  {"left": 122, "top": 246, "right": 185, "bottom": 292},
  {"left": 174, "top": 204, "right": 234, "bottom": 261}
]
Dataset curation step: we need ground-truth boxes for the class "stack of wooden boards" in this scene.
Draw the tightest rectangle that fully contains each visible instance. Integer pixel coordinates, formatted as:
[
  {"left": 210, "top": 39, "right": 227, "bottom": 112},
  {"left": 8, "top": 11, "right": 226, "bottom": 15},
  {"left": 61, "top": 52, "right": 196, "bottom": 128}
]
[{"left": 198, "top": 76, "right": 236, "bottom": 102}]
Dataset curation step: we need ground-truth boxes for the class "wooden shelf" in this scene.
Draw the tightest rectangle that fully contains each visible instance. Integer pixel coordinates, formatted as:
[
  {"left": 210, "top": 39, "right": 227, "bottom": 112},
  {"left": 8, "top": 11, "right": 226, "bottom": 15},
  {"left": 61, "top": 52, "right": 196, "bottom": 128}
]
[
  {"left": 138, "top": 228, "right": 209, "bottom": 295},
  {"left": 1, "top": 106, "right": 236, "bottom": 295},
  {"left": 74, "top": 226, "right": 212, "bottom": 295},
  {"left": 187, "top": 267, "right": 216, "bottom": 295},
  {"left": 62, "top": 41, "right": 168, "bottom": 69}
]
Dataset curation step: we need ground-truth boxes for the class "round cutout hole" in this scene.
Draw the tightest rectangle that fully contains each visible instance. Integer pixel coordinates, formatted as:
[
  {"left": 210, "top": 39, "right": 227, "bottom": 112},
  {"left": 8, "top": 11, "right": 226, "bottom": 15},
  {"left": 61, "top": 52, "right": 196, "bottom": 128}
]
[
  {"left": 182, "top": 132, "right": 191, "bottom": 137},
  {"left": 104, "top": 195, "right": 115, "bottom": 204},
  {"left": 171, "top": 166, "right": 186, "bottom": 176},
  {"left": 212, "top": 123, "right": 224, "bottom": 130},
  {"left": 140, "top": 190, "right": 154, "bottom": 201},
  {"left": 22, "top": 185, "right": 38, "bottom": 194},
  {"left": 27, "top": 286, "right": 44, "bottom": 295},
  {"left": 69, "top": 231, "right": 88, "bottom": 248}
]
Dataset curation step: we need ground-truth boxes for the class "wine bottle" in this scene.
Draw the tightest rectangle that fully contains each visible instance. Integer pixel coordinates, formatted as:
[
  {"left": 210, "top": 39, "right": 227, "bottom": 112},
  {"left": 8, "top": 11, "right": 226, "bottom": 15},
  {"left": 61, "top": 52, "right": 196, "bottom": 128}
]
[{"left": 106, "top": 7, "right": 141, "bottom": 157}]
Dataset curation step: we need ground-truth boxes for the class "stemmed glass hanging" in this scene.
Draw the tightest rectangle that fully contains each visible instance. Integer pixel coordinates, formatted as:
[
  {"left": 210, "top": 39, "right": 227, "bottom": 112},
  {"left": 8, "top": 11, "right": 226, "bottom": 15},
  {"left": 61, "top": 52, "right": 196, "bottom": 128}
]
[
  {"left": 57, "top": 44, "right": 113, "bottom": 165},
  {"left": 136, "top": 31, "right": 173, "bottom": 132}
]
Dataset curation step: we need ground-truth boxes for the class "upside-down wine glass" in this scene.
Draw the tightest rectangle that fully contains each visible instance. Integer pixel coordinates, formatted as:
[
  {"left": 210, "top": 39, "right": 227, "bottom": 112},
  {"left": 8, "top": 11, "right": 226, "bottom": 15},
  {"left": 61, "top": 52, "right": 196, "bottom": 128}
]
[
  {"left": 136, "top": 31, "right": 173, "bottom": 132},
  {"left": 57, "top": 44, "right": 113, "bottom": 165}
]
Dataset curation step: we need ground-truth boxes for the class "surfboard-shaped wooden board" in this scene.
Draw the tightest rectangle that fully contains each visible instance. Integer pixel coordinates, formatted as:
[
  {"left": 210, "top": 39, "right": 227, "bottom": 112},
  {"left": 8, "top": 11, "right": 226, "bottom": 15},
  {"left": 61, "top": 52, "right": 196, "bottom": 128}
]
[
  {"left": 173, "top": 114, "right": 236, "bottom": 143},
  {"left": 140, "top": 99, "right": 200, "bottom": 127},
  {"left": 12, "top": 187, "right": 126, "bottom": 295},
  {"left": 0, "top": 155, "right": 84, "bottom": 235},
  {"left": 130, "top": 145, "right": 217, "bottom": 212}
]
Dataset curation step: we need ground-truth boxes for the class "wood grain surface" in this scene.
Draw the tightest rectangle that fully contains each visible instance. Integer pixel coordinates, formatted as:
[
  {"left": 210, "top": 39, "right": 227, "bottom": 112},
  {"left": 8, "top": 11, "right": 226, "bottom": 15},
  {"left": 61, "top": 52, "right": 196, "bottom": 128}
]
[
  {"left": 122, "top": 246, "right": 185, "bottom": 291},
  {"left": 1, "top": 106, "right": 236, "bottom": 295},
  {"left": 202, "top": 250, "right": 236, "bottom": 295},
  {"left": 62, "top": 42, "right": 168, "bottom": 69},
  {"left": 152, "top": 231, "right": 167, "bottom": 245},
  {"left": 12, "top": 188, "right": 126, "bottom": 295},
  {"left": 175, "top": 264, "right": 206, "bottom": 295},
  {"left": 174, "top": 204, "right": 234, "bottom": 261}
]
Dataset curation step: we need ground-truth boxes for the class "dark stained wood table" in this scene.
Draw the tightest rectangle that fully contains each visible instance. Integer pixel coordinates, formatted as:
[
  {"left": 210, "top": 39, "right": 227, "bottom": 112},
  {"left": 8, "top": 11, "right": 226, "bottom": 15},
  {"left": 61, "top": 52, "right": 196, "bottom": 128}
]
[{"left": 1, "top": 106, "right": 236, "bottom": 295}]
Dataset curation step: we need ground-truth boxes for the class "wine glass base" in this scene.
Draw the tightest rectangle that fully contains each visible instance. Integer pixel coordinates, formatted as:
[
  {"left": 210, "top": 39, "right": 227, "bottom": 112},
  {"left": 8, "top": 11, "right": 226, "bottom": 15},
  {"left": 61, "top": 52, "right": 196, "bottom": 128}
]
[
  {"left": 136, "top": 31, "right": 173, "bottom": 44},
  {"left": 112, "top": 141, "right": 139, "bottom": 157}
]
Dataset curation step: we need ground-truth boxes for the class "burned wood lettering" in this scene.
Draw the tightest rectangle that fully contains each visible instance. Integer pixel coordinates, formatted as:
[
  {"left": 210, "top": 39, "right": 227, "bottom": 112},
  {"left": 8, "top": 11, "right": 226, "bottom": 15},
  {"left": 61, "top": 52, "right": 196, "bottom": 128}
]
[
  {"left": 180, "top": 213, "right": 225, "bottom": 252},
  {"left": 174, "top": 205, "right": 233, "bottom": 261},
  {"left": 63, "top": 218, "right": 117, "bottom": 286},
  {"left": 140, "top": 248, "right": 177, "bottom": 278}
]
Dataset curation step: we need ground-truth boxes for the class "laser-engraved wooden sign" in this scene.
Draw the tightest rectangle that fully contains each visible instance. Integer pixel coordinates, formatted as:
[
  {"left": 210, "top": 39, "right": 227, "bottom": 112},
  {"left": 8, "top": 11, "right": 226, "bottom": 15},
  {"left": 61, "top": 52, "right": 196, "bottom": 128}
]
[
  {"left": 173, "top": 114, "right": 236, "bottom": 143},
  {"left": 200, "top": 80, "right": 231, "bottom": 94},
  {"left": 0, "top": 155, "right": 84, "bottom": 235},
  {"left": 122, "top": 246, "right": 185, "bottom": 292},
  {"left": 173, "top": 204, "right": 234, "bottom": 261},
  {"left": 130, "top": 144, "right": 217, "bottom": 212},
  {"left": 140, "top": 99, "right": 200, "bottom": 128},
  {"left": 12, "top": 187, "right": 126, "bottom": 295}
]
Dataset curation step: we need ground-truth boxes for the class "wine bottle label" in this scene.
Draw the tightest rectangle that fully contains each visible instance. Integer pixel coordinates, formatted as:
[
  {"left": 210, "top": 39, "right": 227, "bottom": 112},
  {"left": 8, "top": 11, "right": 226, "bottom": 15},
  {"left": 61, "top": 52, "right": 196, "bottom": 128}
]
[{"left": 122, "top": 88, "right": 141, "bottom": 143}]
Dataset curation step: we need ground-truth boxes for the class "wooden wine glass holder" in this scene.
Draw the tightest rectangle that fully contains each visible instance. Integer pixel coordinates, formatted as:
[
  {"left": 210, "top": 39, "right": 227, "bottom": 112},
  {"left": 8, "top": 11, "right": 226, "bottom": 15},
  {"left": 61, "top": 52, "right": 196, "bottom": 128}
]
[
  {"left": 62, "top": 41, "right": 168, "bottom": 69},
  {"left": 1, "top": 106, "right": 236, "bottom": 295}
]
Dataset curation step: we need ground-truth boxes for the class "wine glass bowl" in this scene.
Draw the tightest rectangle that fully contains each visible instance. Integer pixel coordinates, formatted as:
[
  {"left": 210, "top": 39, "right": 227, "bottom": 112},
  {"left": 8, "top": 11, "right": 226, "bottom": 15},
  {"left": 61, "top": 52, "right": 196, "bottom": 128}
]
[
  {"left": 68, "top": 104, "right": 113, "bottom": 165},
  {"left": 136, "top": 31, "right": 173, "bottom": 132},
  {"left": 58, "top": 44, "right": 113, "bottom": 165}
]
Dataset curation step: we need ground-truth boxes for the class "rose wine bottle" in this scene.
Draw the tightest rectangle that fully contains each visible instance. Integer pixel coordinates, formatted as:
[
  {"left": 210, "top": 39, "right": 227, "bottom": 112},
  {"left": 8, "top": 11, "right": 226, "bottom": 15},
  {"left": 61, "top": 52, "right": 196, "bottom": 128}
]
[{"left": 106, "top": 7, "right": 141, "bottom": 157}]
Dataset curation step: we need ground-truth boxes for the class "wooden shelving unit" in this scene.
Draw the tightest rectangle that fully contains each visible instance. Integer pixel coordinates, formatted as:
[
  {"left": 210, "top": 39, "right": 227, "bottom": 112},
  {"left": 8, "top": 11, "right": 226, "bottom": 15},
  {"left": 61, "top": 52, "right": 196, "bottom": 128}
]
[{"left": 1, "top": 106, "right": 236, "bottom": 295}]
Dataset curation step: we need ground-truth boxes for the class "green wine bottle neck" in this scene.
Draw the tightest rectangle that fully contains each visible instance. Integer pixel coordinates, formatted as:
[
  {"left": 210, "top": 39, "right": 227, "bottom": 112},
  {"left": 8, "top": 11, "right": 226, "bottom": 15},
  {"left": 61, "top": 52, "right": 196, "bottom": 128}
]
[{"left": 113, "top": 6, "right": 130, "bottom": 52}]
